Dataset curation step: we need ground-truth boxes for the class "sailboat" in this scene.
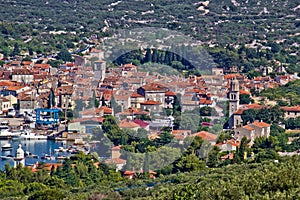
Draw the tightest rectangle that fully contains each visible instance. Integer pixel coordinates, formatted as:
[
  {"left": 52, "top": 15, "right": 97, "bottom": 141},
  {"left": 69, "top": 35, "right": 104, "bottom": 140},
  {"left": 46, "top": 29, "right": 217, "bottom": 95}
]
[{"left": 41, "top": 146, "right": 55, "bottom": 160}]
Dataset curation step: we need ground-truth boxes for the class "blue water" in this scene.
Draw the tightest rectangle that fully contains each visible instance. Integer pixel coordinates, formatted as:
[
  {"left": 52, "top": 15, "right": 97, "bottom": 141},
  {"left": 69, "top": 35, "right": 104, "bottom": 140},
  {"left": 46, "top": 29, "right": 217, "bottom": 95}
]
[{"left": 0, "top": 140, "right": 72, "bottom": 170}]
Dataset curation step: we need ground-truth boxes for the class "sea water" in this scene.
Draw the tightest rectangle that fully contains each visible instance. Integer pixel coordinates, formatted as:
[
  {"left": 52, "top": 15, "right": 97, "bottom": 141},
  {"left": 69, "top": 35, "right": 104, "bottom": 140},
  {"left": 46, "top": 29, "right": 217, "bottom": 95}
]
[{"left": 0, "top": 139, "right": 71, "bottom": 170}]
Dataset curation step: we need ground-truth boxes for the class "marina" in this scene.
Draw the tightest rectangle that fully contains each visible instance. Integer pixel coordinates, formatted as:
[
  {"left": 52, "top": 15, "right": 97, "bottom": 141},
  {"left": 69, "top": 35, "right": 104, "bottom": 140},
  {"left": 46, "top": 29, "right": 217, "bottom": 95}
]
[
  {"left": 0, "top": 139, "right": 93, "bottom": 170},
  {"left": 0, "top": 112, "right": 101, "bottom": 171}
]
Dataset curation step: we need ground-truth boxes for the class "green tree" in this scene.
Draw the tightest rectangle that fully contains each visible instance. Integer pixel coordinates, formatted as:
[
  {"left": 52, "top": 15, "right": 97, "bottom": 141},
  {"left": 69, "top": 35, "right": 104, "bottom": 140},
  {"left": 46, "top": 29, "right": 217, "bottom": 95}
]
[
  {"left": 110, "top": 95, "right": 121, "bottom": 115},
  {"left": 28, "top": 189, "right": 66, "bottom": 200},
  {"left": 240, "top": 94, "right": 254, "bottom": 104},
  {"left": 57, "top": 49, "right": 72, "bottom": 62},
  {"left": 23, "top": 182, "right": 47, "bottom": 195},
  {"left": 206, "top": 146, "right": 221, "bottom": 168},
  {"left": 175, "top": 153, "right": 206, "bottom": 172},
  {"left": 10, "top": 43, "right": 20, "bottom": 56}
]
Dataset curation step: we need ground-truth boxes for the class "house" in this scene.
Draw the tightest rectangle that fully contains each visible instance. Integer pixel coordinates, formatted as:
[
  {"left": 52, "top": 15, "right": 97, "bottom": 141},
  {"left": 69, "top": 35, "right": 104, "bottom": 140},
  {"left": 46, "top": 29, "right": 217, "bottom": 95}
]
[
  {"left": 5, "top": 94, "right": 18, "bottom": 108},
  {"left": 116, "top": 108, "right": 150, "bottom": 120},
  {"left": 11, "top": 69, "right": 34, "bottom": 84},
  {"left": 1, "top": 86, "right": 30, "bottom": 97},
  {"left": 105, "top": 145, "right": 126, "bottom": 171},
  {"left": 90, "top": 48, "right": 104, "bottom": 60},
  {"left": 0, "top": 97, "right": 10, "bottom": 114},
  {"left": 132, "top": 119, "right": 150, "bottom": 131},
  {"left": 172, "top": 130, "right": 192, "bottom": 144},
  {"left": 281, "top": 106, "right": 300, "bottom": 119},
  {"left": 137, "top": 83, "right": 167, "bottom": 107},
  {"left": 33, "top": 63, "right": 51, "bottom": 73},
  {"left": 234, "top": 121, "right": 270, "bottom": 145},
  {"left": 121, "top": 63, "right": 137, "bottom": 77},
  {"left": 18, "top": 94, "right": 37, "bottom": 114},
  {"left": 215, "top": 139, "right": 241, "bottom": 152},
  {"left": 192, "top": 131, "right": 217, "bottom": 145},
  {"left": 165, "top": 90, "right": 176, "bottom": 109},
  {"left": 98, "top": 106, "right": 113, "bottom": 116},
  {"left": 130, "top": 92, "right": 145, "bottom": 109},
  {"left": 140, "top": 100, "right": 162, "bottom": 113},
  {"left": 119, "top": 119, "right": 140, "bottom": 131},
  {"left": 233, "top": 104, "right": 264, "bottom": 128},
  {"left": 55, "top": 85, "right": 73, "bottom": 109},
  {"left": 114, "top": 94, "right": 131, "bottom": 112},
  {"left": 68, "top": 117, "right": 104, "bottom": 134},
  {"left": 123, "top": 170, "right": 157, "bottom": 179},
  {"left": 212, "top": 68, "right": 224, "bottom": 76}
]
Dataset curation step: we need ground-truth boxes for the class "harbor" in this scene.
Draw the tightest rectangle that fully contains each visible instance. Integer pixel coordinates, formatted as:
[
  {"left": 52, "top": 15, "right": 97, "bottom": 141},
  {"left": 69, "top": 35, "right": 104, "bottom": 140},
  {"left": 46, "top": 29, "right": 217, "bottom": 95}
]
[
  {"left": 0, "top": 114, "right": 99, "bottom": 170},
  {"left": 0, "top": 139, "right": 94, "bottom": 170}
]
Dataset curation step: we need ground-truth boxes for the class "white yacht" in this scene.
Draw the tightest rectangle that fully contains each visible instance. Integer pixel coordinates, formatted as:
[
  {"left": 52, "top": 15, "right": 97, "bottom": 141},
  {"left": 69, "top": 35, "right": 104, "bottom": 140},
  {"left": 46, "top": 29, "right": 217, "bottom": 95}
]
[
  {"left": 0, "top": 129, "right": 21, "bottom": 139},
  {"left": 19, "top": 130, "right": 48, "bottom": 140}
]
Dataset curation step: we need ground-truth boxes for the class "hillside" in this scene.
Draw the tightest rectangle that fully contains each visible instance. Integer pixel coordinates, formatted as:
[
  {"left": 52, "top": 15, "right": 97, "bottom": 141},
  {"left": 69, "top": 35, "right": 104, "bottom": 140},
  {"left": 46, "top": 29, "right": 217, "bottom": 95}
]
[{"left": 0, "top": 0, "right": 298, "bottom": 45}]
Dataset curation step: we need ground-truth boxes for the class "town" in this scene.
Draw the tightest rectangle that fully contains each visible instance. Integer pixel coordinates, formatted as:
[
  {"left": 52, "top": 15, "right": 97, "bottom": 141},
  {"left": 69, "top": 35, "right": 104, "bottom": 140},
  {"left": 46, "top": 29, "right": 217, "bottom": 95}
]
[{"left": 0, "top": 45, "right": 300, "bottom": 175}]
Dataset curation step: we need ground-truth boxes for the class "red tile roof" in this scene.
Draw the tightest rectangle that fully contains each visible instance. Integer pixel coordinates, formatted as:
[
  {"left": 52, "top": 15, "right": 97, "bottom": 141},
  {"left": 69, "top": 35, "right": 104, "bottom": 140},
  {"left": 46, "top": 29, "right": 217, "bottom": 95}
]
[
  {"left": 97, "top": 106, "right": 112, "bottom": 114},
  {"left": 193, "top": 131, "right": 217, "bottom": 141},
  {"left": 71, "top": 117, "right": 104, "bottom": 123},
  {"left": 239, "top": 90, "right": 251, "bottom": 95},
  {"left": 34, "top": 64, "right": 50, "bottom": 69},
  {"left": 112, "top": 145, "right": 122, "bottom": 151},
  {"left": 5, "top": 86, "right": 26, "bottom": 91},
  {"left": 140, "top": 83, "right": 167, "bottom": 91},
  {"left": 215, "top": 139, "right": 241, "bottom": 147},
  {"left": 224, "top": 74, "right": 243, "bottom": 79},
  {"left": 130, "top": 92, "right": 144, "bottom": 98},
  {"left": 282, "top": 106, "right": 300, "bottom": 112},
  {"left": 22, "top": 61, "right": 32, "bottom": 65},
  {"left": 132, "top": 119, "right": 149, "bottom": 128},
  {"left": 221, "top": 153, "right": 234, "bottom": 161},
  {"left": 12, "top": 68, "right": 33, "bottom": 75},
  {"left": 119, "top": 119, "right": 140, "bottom": 129},
  {"left": 251, "top": 121, "right": 270, "bottom": 128},
  {"left": 165, "top": 90, "right": 176, "bottom": 96},
  {"left": 0, "top": 81, "right": 18, "bottom": 87},
  {"left": 140, "top": 100, "right": 161, "bottom": 105},
  {"left": 242, "top": 125, "right": 255, "bottom": 131}
]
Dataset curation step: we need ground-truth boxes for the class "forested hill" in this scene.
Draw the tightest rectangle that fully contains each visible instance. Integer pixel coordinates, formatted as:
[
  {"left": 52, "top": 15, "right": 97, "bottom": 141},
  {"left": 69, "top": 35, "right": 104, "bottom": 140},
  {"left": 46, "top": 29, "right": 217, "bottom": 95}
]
[{"left": 0, "top": 0, "right": 299, "bottom": 45}]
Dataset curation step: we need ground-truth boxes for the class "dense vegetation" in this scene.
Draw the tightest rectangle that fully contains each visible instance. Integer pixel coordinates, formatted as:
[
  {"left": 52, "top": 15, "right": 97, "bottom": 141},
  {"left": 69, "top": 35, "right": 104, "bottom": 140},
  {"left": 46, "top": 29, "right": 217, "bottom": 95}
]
[
  {"left": 260, "top": 80, "right": 300, "bottom": 106},
  {"left": 3, "top": 148, "right": 300, "bottom": 199},
  {"left": 0, "top": 0, "right": 298, "bottom": 45},
  {"left": 0, "top": 0, "right": 298, "bottom": 74}
]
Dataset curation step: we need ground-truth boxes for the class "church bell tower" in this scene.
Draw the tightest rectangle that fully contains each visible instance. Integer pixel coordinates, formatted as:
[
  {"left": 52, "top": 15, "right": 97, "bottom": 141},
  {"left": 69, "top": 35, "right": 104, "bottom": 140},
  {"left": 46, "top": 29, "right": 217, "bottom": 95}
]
[{"left": 229, "top": 78, "right": 239, "bottom": 128}]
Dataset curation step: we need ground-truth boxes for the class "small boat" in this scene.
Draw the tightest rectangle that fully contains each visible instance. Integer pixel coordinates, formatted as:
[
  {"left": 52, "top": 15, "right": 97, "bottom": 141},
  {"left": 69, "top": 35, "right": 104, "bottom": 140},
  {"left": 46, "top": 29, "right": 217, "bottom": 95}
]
[
  {"left": 54, "top": 147, "right": 67, "bottom": 153},
  {"left": 41, "top": 154, "right": 55, "bottom": 160},
  {"left": 57, "top": 155, "right": 67, "bottom": 160},
  {"left": 25, "top": 151, "right": 38, "bottom": 159},
  {"left": 0, "top": 155, "right": 13, "bottom": 160},
  {"left": 1, "top": 143, "right": 12, "bottom": 151}
]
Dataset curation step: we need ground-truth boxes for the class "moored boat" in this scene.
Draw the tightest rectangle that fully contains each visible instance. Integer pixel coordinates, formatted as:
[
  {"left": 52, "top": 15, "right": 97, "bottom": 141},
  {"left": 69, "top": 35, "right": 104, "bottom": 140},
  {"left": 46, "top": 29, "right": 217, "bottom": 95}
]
[
  {"left": 1, "top": 143, "right": 12, "bottom": 151},
  {"left": 0, "top": 129, "right": 21, "bottom": 140},
  {"left": 19, "top": 130, "right": 48, "bottom": 140},
  {"left": 41, "top": 154, "right": 55, "bottom": 160},
  {"left": 25, "top": 151, "right": 38, "bottom": 158},
  {"left": 0, "top": 155, "right": 13, "bottom": 160}
]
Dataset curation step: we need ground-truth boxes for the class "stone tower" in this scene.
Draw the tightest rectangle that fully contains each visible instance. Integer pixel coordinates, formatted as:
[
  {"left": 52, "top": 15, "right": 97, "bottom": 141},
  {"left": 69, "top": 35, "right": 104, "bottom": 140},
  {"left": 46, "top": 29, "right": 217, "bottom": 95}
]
[
  {"left": 229, "top": 78, "right": 239, "bottom": 128},
  {"left": 94, "top": 60, "right": 106, "bottom": 82},
  {"left": 14, "top": 144, "right": 25, "bottom": 167}
]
